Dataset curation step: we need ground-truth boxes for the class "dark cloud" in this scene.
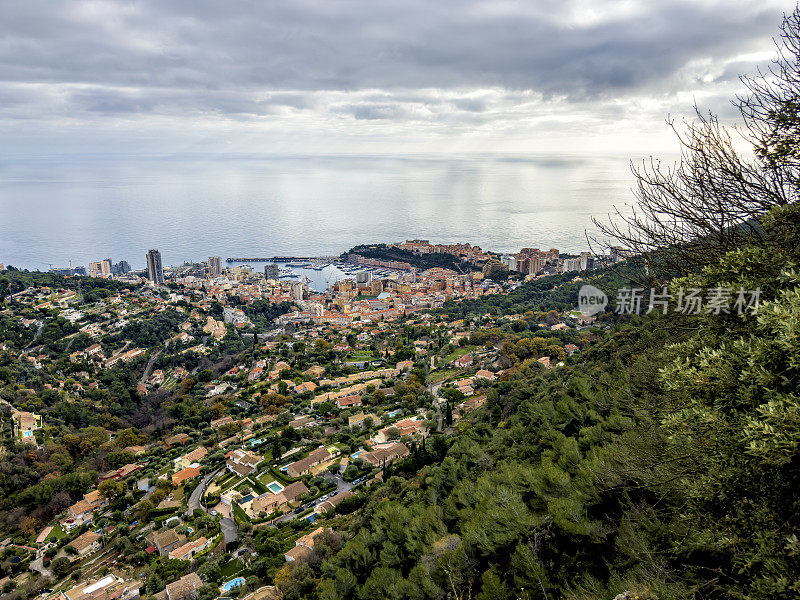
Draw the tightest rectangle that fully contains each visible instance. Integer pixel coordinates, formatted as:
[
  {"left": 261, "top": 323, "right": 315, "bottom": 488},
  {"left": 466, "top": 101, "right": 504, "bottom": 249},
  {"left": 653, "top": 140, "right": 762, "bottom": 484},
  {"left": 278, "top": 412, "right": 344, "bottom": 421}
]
[
  {"left": 0, "top": 1, "right": 787, "bottom": 93},
  {"left": 0, "top": 0, "right": 793, "bottom": 154}
]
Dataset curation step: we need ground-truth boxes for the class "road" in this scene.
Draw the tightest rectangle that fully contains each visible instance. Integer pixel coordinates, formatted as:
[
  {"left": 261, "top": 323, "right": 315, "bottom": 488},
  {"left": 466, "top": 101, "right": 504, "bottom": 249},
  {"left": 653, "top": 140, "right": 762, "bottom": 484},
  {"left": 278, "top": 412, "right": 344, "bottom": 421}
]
[
  {"left": 186, "top": 468, "right": 221, "bottom": 516},
  {"left": 24, "top": 320, "right": 45, "bottom": 350},
  {"left": 220, "top": 517, "right": 238, "bottom": 546},
  {"left": 186, "top": 468, "right": 239, "bottom": 546},
  {"left": 427, "top": 381, "right": 445, "bottom": 432},
  {"left": 139, "top": 350, "right": 161, "bottom": 385}
]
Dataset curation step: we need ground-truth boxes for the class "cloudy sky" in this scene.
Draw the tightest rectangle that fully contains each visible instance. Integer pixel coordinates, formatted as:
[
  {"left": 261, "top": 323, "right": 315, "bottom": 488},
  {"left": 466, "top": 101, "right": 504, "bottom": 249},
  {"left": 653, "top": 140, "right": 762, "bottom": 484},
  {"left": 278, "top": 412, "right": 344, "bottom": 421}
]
[{"left": 0, "top": 0, "right": 794, "bottom": 157}]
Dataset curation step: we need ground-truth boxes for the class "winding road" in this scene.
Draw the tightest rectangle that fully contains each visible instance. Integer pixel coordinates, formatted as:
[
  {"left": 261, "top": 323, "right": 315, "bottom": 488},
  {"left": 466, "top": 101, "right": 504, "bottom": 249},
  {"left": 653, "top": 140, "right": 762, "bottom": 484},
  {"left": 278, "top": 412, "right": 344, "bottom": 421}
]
[{"left": 186, "top": 467, "right": 238, "bottom": 546}]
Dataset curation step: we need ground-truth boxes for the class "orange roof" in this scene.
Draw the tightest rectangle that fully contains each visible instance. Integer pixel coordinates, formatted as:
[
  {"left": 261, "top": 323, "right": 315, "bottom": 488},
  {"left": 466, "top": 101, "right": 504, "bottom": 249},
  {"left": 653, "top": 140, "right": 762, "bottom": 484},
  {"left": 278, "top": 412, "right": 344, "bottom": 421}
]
[{"left": 172, "top": 466, "right": 201, "bottom": 486}]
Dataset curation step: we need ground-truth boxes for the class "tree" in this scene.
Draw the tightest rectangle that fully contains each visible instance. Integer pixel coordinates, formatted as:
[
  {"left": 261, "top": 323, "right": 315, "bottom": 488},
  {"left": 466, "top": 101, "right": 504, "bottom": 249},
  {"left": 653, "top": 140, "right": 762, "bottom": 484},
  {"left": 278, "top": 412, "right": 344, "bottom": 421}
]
[
  {"left": 51, "top": 557, "right": 71, "bottom": 579},
  {"left": 593, "top": 11, "right": 800, "bottom": 284},
  {"left": 98, "top": 479, "right": 125, "bottom": 501},
  {"left": 145, "top": 573, "right": 164, "bottom": 595}
]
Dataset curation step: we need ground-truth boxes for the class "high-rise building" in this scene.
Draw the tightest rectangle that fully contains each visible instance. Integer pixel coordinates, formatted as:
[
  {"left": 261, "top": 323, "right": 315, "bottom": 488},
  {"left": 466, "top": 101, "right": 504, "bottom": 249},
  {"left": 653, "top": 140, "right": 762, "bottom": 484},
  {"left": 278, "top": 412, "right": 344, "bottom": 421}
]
[
  {"left": 112, "top": 260, "right": 131, "bottom": 275},
  {"left": 89, "top": 259, "right": 112, "bottom": 278},
  {"left": 500, "top": 254, "right": 517, "bottom": 271},
  {"left": 356, "top": 270, "right": 372, "bottom": 284},
  {"left": 579, "top": 252, "right": 595, "bottom": 271},
  {"left": 290, "top": 281, "right": 306, "bottom": 302},
  {"left": 264, "top": 263, "right": 280, "bottom": 280},
  {"left": 208, "top": 256, "right": 222, "bottom": 277},
  {"left": 146, "top": 249, "right": 164, "bottom": 284}
]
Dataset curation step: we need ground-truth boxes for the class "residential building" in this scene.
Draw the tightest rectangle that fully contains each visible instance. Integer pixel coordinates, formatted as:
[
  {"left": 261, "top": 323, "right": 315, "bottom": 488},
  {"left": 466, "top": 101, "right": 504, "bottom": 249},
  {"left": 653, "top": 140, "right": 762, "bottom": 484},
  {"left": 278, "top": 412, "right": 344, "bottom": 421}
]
[
  {"left": 112, "top": 260, "right": 131, "bottom": 274},
  {"left": 168, "top": 536, "right": 211, "bottom": 560},
  {"left": 59, "top": 575, "right": 130, "bottom": 600},
  {"left": 208, "top": 256, "right": 222, "bottom": 277},
  {"left": 146, "top": 249, "right": 164, "bottom": 284},
  {"left": 360, "top": 442, "right": 410, "bottom": 467},
  {"left": 286, "top": 447, "right": 330, "bottom": 478},
  {"left": 284, "top": 527, "right": 329, "bottom": 562},
  {"left": 146, "top": 528, "right": 187, "bottom": 557},
  {"left": 174, "top": 446, "right": 207, "bottom": 470},
  {"left": 69, "top": 531, "right": 101, "bottom": 557},
  {"left": 249, "top": 481, "right": 309, "bottom": 517},
  {"left": 172, "top": 466, "right": 201, "bottom": 486},
  {"left": 348, "top": 413, "right": 382, "bottom": 429},
  {"left": 165, "top": 573, "right": 203, "bottom": 600},
  {"left": 12, "top": 410, "right": 42, "bottom": 443},
  {"left": 315, "top": 491, "right": 354, "bottom": 514},
  {"left": 226, "top": 448, "right": 264, "bottom": 476},
  {"left": 89, "top": 259, "right": 112, "bottom": 278}
]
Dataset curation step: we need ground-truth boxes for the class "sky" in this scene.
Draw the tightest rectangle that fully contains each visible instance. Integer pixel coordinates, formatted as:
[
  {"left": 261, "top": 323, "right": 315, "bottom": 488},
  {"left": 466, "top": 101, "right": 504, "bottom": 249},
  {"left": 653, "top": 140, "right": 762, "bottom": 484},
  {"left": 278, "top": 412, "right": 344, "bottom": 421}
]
[{"left": 0, "top": 0, "right": 795, "bottom": 158}]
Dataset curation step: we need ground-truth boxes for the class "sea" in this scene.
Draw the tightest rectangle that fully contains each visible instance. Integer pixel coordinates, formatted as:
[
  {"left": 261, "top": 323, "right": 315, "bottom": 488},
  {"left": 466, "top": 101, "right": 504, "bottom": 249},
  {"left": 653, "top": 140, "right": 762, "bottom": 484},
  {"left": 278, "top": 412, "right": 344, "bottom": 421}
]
[{"left": 0, "top": 153, "right": 639, "bottom": 273}]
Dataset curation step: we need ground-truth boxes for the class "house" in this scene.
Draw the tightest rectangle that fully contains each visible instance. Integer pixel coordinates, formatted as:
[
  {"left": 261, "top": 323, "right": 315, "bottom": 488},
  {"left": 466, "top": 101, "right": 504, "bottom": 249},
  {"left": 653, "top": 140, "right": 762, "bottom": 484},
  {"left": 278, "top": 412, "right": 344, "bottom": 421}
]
[
  {"left": 453, "top": 354, "right": 474, "bottom": 367},
  {"left": 315, "top": 491, "right": 354, "bottom": 515},
  {"left": 168, "top": 536, "right": 211, "bottom": 560},
  {"left": 284, "top": 527, "right": 330, "bottom": 562},
  {"left": 284, "top": 544, "right": 313, "bottom": 562},
  {"left": 303, "top": 365, "right": 325, "bottom": 378},
  {"left": 373, "top": 417, "right": 427, "bottom": 444},
  {"left": 294, "top": 381, "right": 318, "bottom": 394},
  {"left": 474, "top": 369, "right": 496, "bottom": 380},
  {"left": 66, "top": 500, "right": 93, "bottom": 525},
  {"left": 286, "top": 447, "right": 331, "bottom": 478},
  {"left": 335, "top": 395, "right": 362, "bottom": 409},
  {"left": 396, "top": 360, "right": 415, "bottom": 371},
  {"left": 211, "top": 416, "right": 234, "bottom": 429},
  {"left": 564, "top": 343, "right": 579, "bottom": 356},
  {"left": 174, "top": 446, "right": 207, "bottom": 470},
  {"left": 99, "top": 463, "right": 142, "bottom": 481},
  {"left": 289, "top": 416, "right": 316, "bottom": 430},
  {"left": 69, "top": 531, "right": 101, "bottom": 557},
  {"left": 226, "top": 449, "right": 263, "bottom": 476},
  {"left": 146, "top": 529, "right": 187, "bottom": 557},
  {"left": 360, "top": 442, "right": 410, "bottom": 467},
  {"left": 172, "top": 466, "right": 201, "bottom": 486},
  {"left": 455, "top": 394, "right": 488, "bottom": 417},
  {"left": 348, "top": 413, "right": 382, "bottom": 429},
  {"left": 537, "top": 356, "right": 551, "bottom": 369},
  {"left": 165, "top": 573, "right": 203, "bottom": 600},
  {"left": 249, "top": 481, "right": 309, "bottom": 517},
  {"left": 164, "top": 433, "right": 189, "bottom": 447},
  {"left": 83, "top": 489, "right": 108, "bottom": 511},
  {"left": 58, "top": 574, "right": 128, "bottom": 600},
  {"left": 12, "top": 410, "right": 42, "bottom": 443}
]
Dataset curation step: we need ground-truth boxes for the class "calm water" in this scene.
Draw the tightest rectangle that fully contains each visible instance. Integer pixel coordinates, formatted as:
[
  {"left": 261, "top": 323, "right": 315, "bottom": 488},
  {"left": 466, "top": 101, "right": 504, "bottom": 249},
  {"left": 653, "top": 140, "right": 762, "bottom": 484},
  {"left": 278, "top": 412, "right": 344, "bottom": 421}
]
[{"left": 0, "top": 154, "right": 637, "bottom": 271}]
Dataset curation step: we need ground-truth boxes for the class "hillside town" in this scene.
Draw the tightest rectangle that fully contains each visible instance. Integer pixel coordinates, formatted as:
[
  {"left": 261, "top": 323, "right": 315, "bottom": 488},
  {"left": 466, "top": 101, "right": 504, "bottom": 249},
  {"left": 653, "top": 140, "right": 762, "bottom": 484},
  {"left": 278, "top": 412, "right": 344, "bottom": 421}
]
[{"left": 0, "top": 241, "right": 605, "bottom": 600}]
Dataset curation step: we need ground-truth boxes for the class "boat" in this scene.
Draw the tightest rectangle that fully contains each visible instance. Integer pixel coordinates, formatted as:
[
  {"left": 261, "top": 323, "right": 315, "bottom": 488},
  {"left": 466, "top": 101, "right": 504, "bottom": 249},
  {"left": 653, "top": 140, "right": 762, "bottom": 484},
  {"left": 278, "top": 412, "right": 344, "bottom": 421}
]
[{"left": 286, "top": 262, "right": 311, "bottom": 267}]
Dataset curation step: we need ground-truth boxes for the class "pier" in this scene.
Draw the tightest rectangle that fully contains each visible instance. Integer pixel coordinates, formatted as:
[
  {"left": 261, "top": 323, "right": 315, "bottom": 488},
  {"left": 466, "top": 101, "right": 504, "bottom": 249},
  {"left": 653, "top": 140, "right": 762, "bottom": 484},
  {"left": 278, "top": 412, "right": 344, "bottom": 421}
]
[{"left": 226, "top": 256, "right": 338, "bottom": 263}]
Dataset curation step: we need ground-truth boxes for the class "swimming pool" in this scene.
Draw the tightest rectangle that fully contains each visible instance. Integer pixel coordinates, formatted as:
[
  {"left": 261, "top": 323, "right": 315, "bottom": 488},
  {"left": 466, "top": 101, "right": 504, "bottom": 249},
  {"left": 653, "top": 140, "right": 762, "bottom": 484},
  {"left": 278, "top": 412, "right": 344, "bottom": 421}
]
[
  {"left": 239, "top": 494, "right": 254, "bottom": 504},
  {"left": 266, "top": 481, "right": 284, "bottom": 494},
  {"left": 221, "top": 577, "right": 244, "bottom": 591}
]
